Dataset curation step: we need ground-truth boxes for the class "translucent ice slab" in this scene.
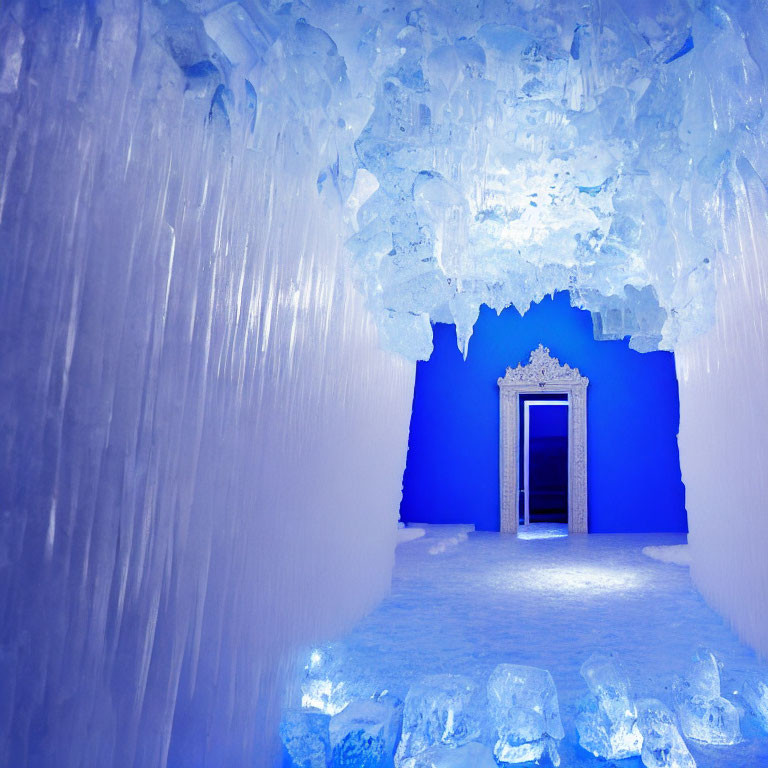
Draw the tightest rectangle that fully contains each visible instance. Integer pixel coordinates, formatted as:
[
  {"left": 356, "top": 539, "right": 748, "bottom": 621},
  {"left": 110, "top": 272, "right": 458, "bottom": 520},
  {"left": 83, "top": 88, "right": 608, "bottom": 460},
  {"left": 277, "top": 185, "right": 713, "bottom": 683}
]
[
  {"left": 329, "top": 696, "right": 403, "bottom": 767},
  {"left": 487, "top": 664, "right": 564, "bottom": 765},
  {"left": 575, "top": 652, "right": 643, "bottom": 759},
  {"left": 394, "top": 675, "right": 486, "bottom": 767}
]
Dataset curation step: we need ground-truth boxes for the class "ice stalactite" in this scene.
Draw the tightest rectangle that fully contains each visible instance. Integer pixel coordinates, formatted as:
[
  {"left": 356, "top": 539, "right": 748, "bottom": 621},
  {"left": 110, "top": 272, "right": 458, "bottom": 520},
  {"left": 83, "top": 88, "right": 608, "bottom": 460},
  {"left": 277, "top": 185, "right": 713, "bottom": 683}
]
[{"left": 0, "top": 2, "right": 413, "bottom": 765}]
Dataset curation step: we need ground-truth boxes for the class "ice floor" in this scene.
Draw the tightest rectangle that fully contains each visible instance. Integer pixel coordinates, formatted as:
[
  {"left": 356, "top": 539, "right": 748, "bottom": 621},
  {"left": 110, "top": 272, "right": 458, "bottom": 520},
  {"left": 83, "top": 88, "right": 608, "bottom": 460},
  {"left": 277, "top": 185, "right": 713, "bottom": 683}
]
[{"left": 284, "top": 524, "right": 768, "bottom": 767}]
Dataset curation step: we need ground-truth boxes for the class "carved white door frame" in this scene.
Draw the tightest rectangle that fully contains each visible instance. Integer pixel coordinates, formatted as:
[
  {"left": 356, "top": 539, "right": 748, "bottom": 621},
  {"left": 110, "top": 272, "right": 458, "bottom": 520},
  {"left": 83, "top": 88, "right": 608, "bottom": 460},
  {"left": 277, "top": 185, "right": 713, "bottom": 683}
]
[{"left": 498, "top": 345, "right": 589, "bottom": 534}]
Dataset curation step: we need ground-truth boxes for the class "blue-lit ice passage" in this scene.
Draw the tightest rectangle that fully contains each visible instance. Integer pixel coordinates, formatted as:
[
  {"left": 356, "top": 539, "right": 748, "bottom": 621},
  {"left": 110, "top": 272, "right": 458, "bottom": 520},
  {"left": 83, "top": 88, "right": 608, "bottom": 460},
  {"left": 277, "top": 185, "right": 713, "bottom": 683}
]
[
  {"left": 283, "top": 528, "right": 768, "bottom": 768},
  {"left": 2, "top": 0, "right": 768, "bottom": 765}
]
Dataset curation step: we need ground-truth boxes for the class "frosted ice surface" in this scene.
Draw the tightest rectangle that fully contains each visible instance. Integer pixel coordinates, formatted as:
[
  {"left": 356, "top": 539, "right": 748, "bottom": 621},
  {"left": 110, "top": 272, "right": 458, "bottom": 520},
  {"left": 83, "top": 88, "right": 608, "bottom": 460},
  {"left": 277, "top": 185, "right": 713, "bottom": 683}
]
[
  {"left": 636, "top": 699, "right": 696, "bottom": 768},
  {"left": 404, "top": 742, "right": 497, "bottom": 768},
  {"left": 329, "top": 696, "right": 403, "bottom": 767},
  {"left": 674, "top": 649, "right": 741, "bottom": 745},
  {"left": 487, "top": 664, "right": 564, "bottom": 766},
  {"left": 742, "top": 678, "right": 768, "bottom": 733},
  {"left": 281, "top": 710, "right": 332, "bottom": 768},
  {"left": 576, "top": 652, "right": 643, "bottom": 759},
  {"left": 394, "top": 674, "right": 486, "bottom": 767}
]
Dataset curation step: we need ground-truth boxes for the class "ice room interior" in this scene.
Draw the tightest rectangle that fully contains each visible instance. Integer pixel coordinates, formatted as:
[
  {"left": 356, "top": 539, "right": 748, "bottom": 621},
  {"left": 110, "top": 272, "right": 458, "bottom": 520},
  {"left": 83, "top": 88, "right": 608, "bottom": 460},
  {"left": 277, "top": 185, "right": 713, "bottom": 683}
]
[{"left": 1, "top": 0, "right": 768, "bottom": 766}]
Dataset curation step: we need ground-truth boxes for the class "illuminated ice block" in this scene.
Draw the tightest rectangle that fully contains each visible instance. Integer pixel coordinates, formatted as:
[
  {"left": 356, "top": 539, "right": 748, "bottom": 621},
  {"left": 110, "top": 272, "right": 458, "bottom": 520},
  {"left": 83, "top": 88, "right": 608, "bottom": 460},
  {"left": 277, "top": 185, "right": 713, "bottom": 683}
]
[
  {"left": 404, "top": 742, "right": 497, "bottom": 768},
  {"left": 742, "top": 677, "right": 768, "bottom": 732},
  {"left": 674, "top": 648, "right": 741, "bottom": 745},
  {"left": 575, "top": 652, "right": 643, "bottom": 759},
  {"left": 280, "top": 709, "right": 331, "bottom": 768},
  {"left": 636, "top": 699, "right": 696, "bottom": 768},
  {"left": 394, "top": 675, "right": 485, "bottom": 767},
  {"left": 301, "top": 646, "right": 352, "bottom": 715},
  {"left": 487, "top": 664, "right": 564, "bottom": 766},
  {"left": 329, "top": 695, "right": 403, "bottom": 768}
]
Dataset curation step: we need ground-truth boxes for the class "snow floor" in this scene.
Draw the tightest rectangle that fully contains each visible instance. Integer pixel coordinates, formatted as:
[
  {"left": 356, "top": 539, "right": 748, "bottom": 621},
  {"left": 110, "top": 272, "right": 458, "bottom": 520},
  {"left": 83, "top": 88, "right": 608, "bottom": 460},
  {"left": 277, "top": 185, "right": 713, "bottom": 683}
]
[{"left": 288, "top": 524, "right": 768, "bottom": 767}]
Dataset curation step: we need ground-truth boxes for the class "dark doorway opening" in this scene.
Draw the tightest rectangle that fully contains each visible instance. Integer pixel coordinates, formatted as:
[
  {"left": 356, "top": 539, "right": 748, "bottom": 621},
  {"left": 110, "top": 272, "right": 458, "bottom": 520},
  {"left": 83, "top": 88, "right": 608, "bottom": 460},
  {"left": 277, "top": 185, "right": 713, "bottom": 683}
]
[{"left": 519, "top": 394, "right": 568, "bottom": 525}]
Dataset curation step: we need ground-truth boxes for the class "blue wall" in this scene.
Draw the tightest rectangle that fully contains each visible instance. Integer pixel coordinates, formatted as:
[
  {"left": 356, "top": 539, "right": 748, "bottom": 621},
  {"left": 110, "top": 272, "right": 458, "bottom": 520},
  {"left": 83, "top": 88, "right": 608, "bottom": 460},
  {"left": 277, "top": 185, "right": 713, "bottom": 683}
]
[{"left": 399, "top": 292, "right": 688, "bottom": 533}]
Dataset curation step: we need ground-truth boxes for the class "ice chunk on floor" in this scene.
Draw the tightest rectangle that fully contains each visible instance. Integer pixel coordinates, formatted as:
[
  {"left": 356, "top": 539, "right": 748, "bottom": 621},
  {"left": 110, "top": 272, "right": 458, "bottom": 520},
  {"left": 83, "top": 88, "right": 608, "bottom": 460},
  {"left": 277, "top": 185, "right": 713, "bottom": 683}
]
[
  {"left": 674, "top": 648, "right": 741, "bottom": 745},
  {"left": 404, "top": 742, "right": 497, "bottom": 768},
  {"left": 280, "top": 709, "right": 331, "bottom": 768},
  {"left": 329, "top": 695, "right": 403, "bottom": 767},
  {"left": 636, "top": 699, "right": 696, "bottom": 768},
  {"left": 742, "top": 677, "right": 768, "bottom": 732},
  {"left": 675, "top": 695, "right": 740, "bottom": 746},
  {"left": 487, "top": 664, "right": 564, "bottom": 766},
  {"left": 575, "top": 651, "right": 643, "bottom": 759},
  {"left": 394, "top": 674, "right": 485, "bottom": 767},
  {"left": 301, "top": 646, "right": 352, "bottom": 715}
]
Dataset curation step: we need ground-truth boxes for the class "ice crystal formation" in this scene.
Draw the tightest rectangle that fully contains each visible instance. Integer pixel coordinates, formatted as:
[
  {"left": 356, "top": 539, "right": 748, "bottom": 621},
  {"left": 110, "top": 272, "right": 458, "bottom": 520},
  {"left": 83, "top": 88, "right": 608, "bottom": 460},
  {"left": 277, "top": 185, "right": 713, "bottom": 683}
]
[{"left": 152, "top": 0, "right": 764, "bottom": 359}]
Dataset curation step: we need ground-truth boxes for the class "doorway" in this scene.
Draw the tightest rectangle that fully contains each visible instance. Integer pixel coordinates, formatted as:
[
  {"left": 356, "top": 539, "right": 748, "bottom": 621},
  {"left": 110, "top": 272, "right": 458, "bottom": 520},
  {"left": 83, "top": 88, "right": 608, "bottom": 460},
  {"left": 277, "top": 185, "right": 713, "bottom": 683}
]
[
  {"left": 519, "top": 396, "right": 568, "bottom": 526},
  {"left": 498, "top": 345, "right": 589, "bottom": 534}
]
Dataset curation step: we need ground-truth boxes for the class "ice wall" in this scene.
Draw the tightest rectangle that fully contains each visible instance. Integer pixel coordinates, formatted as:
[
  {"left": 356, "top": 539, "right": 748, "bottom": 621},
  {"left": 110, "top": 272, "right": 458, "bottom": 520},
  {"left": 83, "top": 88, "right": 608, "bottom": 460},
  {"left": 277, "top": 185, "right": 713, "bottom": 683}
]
[
  {"left": 0, "top": 2, "right": 414, "bottom": 766},
  {"left": 677, "top": 159, "right": 768, "bottom": 658},
  {"left": 670, "top": 1, "right": 768, "bottom": 662}
]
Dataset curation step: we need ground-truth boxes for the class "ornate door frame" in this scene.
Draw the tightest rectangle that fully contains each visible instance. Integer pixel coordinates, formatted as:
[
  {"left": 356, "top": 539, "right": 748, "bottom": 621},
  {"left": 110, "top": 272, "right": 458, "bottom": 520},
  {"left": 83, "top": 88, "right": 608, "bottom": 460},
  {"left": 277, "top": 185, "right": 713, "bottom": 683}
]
[{"left": 498, "top": 345, "right": 589, "bottom": 534}]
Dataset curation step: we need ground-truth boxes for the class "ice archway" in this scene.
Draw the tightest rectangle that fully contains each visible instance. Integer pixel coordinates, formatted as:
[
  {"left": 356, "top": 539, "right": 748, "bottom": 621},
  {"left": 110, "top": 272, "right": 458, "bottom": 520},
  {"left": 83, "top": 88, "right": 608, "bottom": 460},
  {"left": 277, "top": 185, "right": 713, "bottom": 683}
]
[{"left": 0, "top": 0, "right": 767, "bottom": 765}]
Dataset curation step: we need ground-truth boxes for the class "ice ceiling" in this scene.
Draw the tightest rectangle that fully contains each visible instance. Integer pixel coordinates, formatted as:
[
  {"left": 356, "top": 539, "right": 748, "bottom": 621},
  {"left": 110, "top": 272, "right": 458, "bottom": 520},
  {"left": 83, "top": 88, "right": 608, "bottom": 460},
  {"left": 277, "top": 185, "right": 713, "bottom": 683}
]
[{"left": 147, "top": 0, "right": 762, "bottom": 358}]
